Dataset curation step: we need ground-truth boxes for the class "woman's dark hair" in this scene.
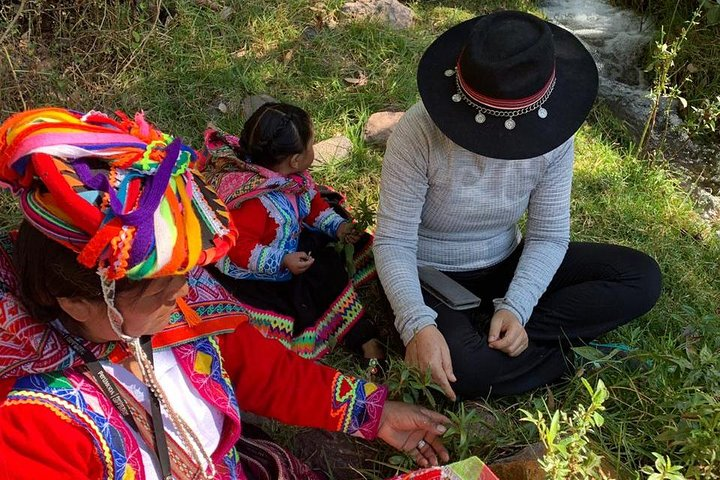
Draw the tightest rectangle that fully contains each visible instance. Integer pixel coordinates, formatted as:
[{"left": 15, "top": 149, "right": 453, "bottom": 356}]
[
  {"left": 238, "top": 102, "right": 313, "bottom": 168},
  {"left": 15, "top": 220, "right": 149, "bottom": 323}
]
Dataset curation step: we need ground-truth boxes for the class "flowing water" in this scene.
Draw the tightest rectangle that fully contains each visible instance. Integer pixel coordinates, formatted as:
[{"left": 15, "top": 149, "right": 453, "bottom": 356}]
[
  {"left": 542, "top": 0, "right": 654, "bottom": 85},
  {"left": 542, "top": 0, "right": 720, "bottom": 206}
]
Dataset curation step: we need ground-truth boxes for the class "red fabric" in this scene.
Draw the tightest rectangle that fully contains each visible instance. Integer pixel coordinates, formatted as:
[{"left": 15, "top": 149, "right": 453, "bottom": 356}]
[
  {"left": 220, "top": 322, "right": 342, "bottom": 431},
  {"left": 227, "top": 199, "right": 275, "bottom": 268},
  {"left": 226, "top": 190, "right": 336, "bottom": 269},
  {"left": 304, "top": 190, "right": 334, "bottom": 228},
  {"left": 0, "top": 403, "right": 104, "bottom": 479},
  {"left": 0, "top": 379, "right": 12, "bottom": 403},
  {"left": 0, "top": 322, "right": 349, "bottom": 478}
]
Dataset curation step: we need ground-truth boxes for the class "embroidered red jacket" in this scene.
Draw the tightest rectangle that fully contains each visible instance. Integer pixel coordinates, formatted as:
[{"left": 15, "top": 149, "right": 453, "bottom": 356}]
[
  {"left": 217, "top": 188, "right": 346, "bottom": 281},
  {"left": 0, "top": 323, "right": 386, "bottom": 479},
  {"left": 0, "top": 234, "right": 386, "bottom": 480}
]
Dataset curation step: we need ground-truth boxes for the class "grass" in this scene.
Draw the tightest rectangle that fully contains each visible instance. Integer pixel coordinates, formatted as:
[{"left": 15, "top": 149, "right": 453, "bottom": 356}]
[{"left": 1, "top": 1, "right": 720, "bottom": 478}]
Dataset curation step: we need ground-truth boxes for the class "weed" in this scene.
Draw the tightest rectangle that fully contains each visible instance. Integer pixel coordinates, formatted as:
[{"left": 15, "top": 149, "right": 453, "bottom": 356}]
[
  {"left": 1, "top": 2, "right": 720, "bottom": 479},
  {"left": 641, "top": 453, "right": 687, "bottom": 480},
  {"left": 617, "top": 0, "right": 720, "bottom": 143},
  {"left": 522, "top": 378, "right": 612, "bottom": 480},
  {"left": 639, "top": 4, "right": 702, "bottom": 154}
]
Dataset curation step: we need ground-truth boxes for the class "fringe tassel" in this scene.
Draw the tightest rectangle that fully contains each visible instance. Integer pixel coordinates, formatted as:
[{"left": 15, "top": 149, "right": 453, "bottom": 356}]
[{"left": 176, "top": 297, "right": 202, "bottom": 328}]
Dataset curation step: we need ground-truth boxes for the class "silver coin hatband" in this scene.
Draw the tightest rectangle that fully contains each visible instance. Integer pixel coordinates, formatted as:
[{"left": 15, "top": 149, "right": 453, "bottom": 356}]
[{"left": 445, "top": 68, "right": 556, "bottom": 131}]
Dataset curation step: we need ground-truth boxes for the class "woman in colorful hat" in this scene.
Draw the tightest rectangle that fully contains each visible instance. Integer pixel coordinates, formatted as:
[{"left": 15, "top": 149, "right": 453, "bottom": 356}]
[
  {"left": 374, "top": 10, "right": 662, "bottom": 400},
  {"left": 0, "top": 107, "right": 460, "bottom": 479}
]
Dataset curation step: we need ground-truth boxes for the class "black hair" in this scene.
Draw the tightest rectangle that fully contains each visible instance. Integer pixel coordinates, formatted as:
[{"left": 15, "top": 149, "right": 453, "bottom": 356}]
[
  {"left": 238, "top": 102, "right": 313, "bottom": 168},
  {"left": 14, "top": 220, "right": 150, "bottom": 323}
]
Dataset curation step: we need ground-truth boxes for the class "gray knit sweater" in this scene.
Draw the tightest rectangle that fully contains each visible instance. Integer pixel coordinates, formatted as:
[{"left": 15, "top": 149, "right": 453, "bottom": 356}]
[{"left": 374, "top": 102, "right": 574, "bottom": 345}]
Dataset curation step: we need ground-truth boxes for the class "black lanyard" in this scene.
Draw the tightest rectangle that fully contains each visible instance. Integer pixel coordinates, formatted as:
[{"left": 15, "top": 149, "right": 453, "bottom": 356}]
[{"left": 56, "top": 328, "right": 174, "bottom": 480}]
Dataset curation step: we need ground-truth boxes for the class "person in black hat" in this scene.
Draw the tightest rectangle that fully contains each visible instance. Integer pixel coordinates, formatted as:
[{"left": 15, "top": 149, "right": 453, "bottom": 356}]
[{"left": 373, "top": 10, "right": 662, "bottom": 400}]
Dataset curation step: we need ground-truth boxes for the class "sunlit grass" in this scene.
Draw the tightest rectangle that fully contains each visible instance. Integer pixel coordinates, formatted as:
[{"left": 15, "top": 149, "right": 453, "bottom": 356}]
[{"left": 1, "top": 1, "right": 719, "bottom": 478}]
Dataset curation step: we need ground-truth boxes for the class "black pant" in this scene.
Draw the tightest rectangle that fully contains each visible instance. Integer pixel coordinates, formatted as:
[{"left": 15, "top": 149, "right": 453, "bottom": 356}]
[{"left": 423, "top": 242, "right": 662, "bottom": 398}]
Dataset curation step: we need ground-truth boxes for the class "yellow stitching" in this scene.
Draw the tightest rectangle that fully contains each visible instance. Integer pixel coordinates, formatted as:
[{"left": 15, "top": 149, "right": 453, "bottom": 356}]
[
  {"left": 9, "top": 390, "right": 115, "bottom": 479},
  {"left": 4, "top": 398, "right": 73, "bottom": 424}
]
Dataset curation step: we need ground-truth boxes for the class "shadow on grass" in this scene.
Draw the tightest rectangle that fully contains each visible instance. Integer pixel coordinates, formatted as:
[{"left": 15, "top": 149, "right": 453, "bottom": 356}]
[{"left": 2, "top": 1, "right": 720, "bottom": 478}]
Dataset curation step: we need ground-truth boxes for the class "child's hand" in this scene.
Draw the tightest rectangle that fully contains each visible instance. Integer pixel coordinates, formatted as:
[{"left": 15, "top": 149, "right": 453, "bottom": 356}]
[
  {"left": 337, "top": 221, "right": 361, "bottom": 244},
  {"left": 282, "top": 252, "right": 314, "bottom": 274}
]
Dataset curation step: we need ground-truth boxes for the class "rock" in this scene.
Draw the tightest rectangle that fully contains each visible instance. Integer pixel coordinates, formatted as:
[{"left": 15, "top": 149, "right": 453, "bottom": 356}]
[
  {"left": 313, "top": 135, "right": 352, "bottom": 165},
  {"left": 489, "top": 443, "right": 546, "bottom": 480},
  {"left": 341, "top": 0, "right": 415, "bottom": 30},
  {"left": 489, "top": 442, "right": 619, "bottom": 479},
  {"left": 597, "top": 77, "right": 682, "bottom": 143},
  {"left": 363, "top": 111, "right": 404, "bottom": 146},
  {"left": 241, "top": 94, "right": 278, "bottom": 120}
]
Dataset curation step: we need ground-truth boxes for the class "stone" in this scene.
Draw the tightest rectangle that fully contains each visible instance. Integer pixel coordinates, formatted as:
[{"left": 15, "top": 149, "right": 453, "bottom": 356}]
[
  {"left": 489, "top": 442, "right": 546, "bottom": 480},
  {"left": 597, "top": 77, "right": 682, "bottom": 143},
  {"left": 489, "top": 442, "right": 619, "bottom": 479},
  {"left": 363, "top": 111, "right": 404, "bottom": 146},
  {"left": 241, "top": 94, "right": 278, "bottom": 120},
  {"left": 313, "top": 135, "right": 352, "bottom": 165},
  {"left": 341, "top": 0, "right": 415, "bottom": 30}
]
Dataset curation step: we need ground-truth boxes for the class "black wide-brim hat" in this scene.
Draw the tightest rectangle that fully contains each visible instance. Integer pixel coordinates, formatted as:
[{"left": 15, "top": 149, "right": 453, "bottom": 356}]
[{"left": 418, "top": 10, "right": 598, "bottom": 160}]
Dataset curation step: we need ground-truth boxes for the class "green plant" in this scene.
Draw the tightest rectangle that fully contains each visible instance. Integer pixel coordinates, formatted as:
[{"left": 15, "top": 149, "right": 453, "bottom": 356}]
[
  {"left": 333, "top": 193, "right": 377, "bottom": 276},
  {"left": 640, "top": 453, "right": 687, "bottom": 480},
  {"left": 639, "top": 4, "right": 702, "bottom": 155},
  {"left": 657, "top": 384, "right": 720, "bottom": 478},
  {"left": 521, "top": 378, "right": 613, "bottom": 480},
  {"left": 702, "top": 0, "right": 720, "bottom": 25},
  {"left": 383, "top": 357, "right": 445, "bottom": 408},
  {"left": 443, "top": 403, "right": 485, "bottom": 461},
  {"left": 686, "top": 94, "right": 720, "bottom": 137},
  {"left": 617, "top": 0, "right": 720, "bottom": 144}
]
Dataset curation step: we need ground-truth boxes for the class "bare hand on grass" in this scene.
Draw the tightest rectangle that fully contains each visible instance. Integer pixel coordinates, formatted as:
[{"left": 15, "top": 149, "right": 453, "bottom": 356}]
[
  {"left": 405, "top": 325, "right": 457, "bottom": 401},
  {"left": 377, "top": 401, "right": 451, "bottom": 468}
]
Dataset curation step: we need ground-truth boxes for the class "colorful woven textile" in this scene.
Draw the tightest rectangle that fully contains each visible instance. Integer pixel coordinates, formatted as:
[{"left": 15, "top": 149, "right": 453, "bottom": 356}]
[
  {"left": 201, "top": 127, "right": 313, "bottom": 210},
  {"left": 389, "top": 457, "right": 498, "bottom": 480},
  {"left": 0, "top": 108, "right": 236, "bottom": 280},
  {"left": 0, "top": 231, "right": 247, "bottom": 380},
  {"left": 233, "top": 238, "right": 377, "bottom": 359}
]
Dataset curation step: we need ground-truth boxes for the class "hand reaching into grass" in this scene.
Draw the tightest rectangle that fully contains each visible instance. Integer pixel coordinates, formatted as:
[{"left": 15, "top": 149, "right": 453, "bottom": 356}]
[
  {"left": 282, "top": 251, "right": 314, "bottom": 274},
  {"left": 377, "top": 401, "right": 451, "bottom": 468},
  {"left": 405, "top": 325, "right": 457, "bottom": 401}
]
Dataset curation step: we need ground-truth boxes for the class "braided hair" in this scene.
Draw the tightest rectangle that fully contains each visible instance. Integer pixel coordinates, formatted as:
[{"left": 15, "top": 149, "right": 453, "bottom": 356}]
[{"left": 239, "top": 102, "right": 313, "bottom": 168}]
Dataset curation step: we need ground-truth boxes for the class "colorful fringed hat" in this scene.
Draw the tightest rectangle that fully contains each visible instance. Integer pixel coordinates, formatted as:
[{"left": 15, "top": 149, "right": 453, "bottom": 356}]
[
  {"left": 0, "top": 107, "right": 238, "bottom": 478},
  {"left": 0, "top": 107, "right": 237, "bottom": 281}
]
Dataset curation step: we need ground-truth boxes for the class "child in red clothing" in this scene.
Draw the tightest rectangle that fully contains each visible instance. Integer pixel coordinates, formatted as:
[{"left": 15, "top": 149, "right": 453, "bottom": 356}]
[{"left": 202, "top": 102, "right": 384, "bottom": 363}]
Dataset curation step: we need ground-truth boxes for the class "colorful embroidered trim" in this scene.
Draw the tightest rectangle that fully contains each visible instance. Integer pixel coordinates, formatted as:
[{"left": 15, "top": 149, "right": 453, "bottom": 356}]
[
  {"left": 200, "top": 127, "right": 314, "bottom": 212},
  {"left": 329, "top": 372, "right": 388, "bottom": 440},
  {"left": 313, "top": 207, "right": 345, "bottom": 238},
  {"left": 244, "top": 282, "right": 364, "bottom": 359},
  {"left": 6, "top": 389, "right": 117, "bottom": 479},
  {"left": 216, "top": 190, "right": 313, "bottom": 282}
]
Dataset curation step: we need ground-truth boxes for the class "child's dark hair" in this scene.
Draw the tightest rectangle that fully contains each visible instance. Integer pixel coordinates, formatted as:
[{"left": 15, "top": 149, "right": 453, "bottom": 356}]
[{"left": 239, "top": 102, "right": 313, "bottom": 168}]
